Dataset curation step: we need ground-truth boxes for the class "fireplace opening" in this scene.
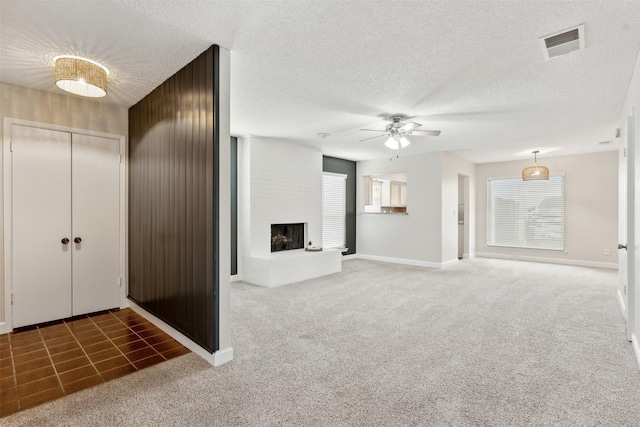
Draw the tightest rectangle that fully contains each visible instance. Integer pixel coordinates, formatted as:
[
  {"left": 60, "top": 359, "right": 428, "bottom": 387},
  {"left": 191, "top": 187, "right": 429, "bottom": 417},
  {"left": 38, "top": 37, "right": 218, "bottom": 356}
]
[{"left": 271, "top": 223, "right": 305, "bottom": 252}]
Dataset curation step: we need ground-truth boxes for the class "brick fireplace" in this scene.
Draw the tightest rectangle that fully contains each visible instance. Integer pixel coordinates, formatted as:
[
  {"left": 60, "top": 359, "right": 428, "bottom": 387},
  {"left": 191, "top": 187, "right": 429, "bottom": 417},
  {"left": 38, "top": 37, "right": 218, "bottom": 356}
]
[{"left": 237, "top": 136, "right": 341, "bottom": 287}]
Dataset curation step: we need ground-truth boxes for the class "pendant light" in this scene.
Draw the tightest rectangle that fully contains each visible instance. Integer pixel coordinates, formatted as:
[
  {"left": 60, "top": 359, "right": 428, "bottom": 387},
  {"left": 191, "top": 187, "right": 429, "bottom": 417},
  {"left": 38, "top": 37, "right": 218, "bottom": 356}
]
[
  {"left": 522, "top": 150, "right": 549, "bottom": 181},
  {"left": 54, "top": 56, "right": 109, "bottom": 97}
]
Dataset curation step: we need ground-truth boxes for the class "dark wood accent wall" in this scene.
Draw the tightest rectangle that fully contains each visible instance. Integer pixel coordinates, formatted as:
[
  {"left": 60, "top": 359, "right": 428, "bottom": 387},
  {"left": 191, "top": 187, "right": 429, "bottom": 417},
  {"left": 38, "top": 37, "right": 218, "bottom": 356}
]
[
  {"left": 323, "top": 156, "right": 357, "bottom": 255},
  {"left": 128, "top": 46, "right": 220, "bottom": 353},
  {"left": 230, "top": 136, "right": 238, "bottom": 275}
]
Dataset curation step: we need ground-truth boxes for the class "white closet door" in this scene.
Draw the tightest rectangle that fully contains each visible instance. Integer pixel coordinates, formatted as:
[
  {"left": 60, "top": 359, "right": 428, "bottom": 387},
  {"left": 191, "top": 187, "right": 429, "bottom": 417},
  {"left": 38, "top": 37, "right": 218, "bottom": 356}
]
[
  {"left": 11, "top": 125, "right": 72, "bottom": 328},
  {"left": 71, "top": 133, "right": 120, "bottom": 315}
]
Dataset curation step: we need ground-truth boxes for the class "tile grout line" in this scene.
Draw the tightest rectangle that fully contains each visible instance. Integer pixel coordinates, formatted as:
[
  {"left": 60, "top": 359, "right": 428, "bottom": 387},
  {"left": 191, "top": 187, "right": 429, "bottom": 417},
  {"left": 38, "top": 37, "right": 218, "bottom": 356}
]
[
  {"left": 105, "top": 310, "right": 168, "bottom": 365},
  {"left": 62, "top": 316, "right": 106, "bottom": 389},
  {"left": 89, "top": 311, "right": 144, "bottom": 372},
  {"left": 4, "top": 333, "right": 19, "bottom": 412},
  {"left": 17, "top": 325, "right": 64, "bottom": 407},
  {"left": 77, "top": 314, "right": 133, "bottom": 380}
]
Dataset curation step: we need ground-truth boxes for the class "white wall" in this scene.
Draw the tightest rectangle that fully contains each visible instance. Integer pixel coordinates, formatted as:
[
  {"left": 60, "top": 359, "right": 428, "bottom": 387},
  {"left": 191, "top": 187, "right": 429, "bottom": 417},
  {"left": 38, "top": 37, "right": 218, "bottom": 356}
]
[
  {"left": 357, "top": 152, "right": 443, "bottom": 265},
  {"left": 618, "top": 49, "right": 640, "bottom": 357},
  {"left": 217, "top": 47, "right": 232, "bottom": 357},
  {"left": 476, "top": 151, "right": 619, "bottom": 268},
  {"left": 0, "top": 82, "right": 128, "bottom": 328}
]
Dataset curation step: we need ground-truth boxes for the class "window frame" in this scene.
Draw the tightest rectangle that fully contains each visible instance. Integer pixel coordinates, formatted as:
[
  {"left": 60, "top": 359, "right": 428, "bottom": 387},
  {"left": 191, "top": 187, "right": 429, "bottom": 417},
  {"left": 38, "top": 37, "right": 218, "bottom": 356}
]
[
  {"left": 486, "top": 173, "right": 566, "bottom": 251},
  {"left": 322, "top": 171, "right": 348, "bottom": 249}
]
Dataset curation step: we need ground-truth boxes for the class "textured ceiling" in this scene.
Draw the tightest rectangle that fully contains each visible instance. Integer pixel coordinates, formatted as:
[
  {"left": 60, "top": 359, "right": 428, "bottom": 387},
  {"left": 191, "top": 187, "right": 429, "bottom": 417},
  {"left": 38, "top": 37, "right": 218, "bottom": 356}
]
[{"left": 1, "top": 0, "right": 639, "bottom": 163}]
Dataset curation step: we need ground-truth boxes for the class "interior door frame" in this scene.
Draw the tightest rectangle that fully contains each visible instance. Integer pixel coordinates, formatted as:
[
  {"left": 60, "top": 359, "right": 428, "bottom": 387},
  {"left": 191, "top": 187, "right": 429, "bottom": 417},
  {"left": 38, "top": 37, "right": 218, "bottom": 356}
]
[
  {"left": 626, "top": 109, "right": 636, "bottom": 344},
  {"left": 1, "top": 117, "right": 127, "bottom": 334}
]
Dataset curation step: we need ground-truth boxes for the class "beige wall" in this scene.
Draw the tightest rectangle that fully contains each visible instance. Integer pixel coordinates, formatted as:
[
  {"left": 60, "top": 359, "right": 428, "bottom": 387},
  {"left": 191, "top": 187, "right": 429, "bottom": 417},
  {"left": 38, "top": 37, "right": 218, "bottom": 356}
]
[
  {"left": 476, "top": 151, "right": 619, "bottom": 267},
  {"left": 0, "top": 82, "right": 128, "bottom": 326}
]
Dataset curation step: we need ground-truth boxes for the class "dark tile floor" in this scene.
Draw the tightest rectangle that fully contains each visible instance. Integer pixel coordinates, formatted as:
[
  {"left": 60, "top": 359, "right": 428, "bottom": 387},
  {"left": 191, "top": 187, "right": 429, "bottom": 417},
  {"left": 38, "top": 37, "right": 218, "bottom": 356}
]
[{"left": 0, "top": 308, "right": 190, "bottom": 418}]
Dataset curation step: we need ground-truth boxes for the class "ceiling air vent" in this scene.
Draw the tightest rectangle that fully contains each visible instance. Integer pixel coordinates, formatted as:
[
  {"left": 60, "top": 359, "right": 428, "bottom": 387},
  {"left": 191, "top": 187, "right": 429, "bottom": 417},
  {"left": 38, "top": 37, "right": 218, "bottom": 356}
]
[{"left": 539, "top": 24, "right": 585, "bottom": 60}]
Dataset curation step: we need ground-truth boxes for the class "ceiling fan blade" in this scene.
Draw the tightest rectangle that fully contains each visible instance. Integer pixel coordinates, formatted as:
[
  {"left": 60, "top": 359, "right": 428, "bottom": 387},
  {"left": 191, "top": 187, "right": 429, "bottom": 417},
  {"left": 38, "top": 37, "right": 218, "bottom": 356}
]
[
  {"left": 410, "top": 130, "right": 441, "bottom": 137},
  {"left": 359, "top": 129, "right": 386, "bottom": 132},
  {"left": 400, "top": 122, "right": 422, "bottom": 132},
  {"left": 359, "top": 134, "right": 387, "bottom": 142}
]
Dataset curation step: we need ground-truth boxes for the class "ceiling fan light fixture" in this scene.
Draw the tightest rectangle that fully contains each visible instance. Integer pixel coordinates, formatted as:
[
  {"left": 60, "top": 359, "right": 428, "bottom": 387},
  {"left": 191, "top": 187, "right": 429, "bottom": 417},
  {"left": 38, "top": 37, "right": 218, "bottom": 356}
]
[
  {"left": 359, "top": 115, "right": 440, "bottom": 149},
  {"left": 384, "top": 137, "right": 400, "bottom": 150},
  {"left": 54, "top": 56, "right": 108, "bottom": 97},
  {"left": 522, "top": 151, "right": 549, "bottom": 181}
]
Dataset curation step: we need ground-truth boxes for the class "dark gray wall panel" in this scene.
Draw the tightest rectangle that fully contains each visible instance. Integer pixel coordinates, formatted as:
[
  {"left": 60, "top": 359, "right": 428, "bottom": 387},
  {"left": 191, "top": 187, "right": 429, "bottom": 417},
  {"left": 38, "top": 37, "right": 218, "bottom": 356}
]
[
  {"left": 128, "top": 46, "right": 219, "bottom": 353},
  {"left": 230, "top": 136, "right": 238, "bottom": 275}
]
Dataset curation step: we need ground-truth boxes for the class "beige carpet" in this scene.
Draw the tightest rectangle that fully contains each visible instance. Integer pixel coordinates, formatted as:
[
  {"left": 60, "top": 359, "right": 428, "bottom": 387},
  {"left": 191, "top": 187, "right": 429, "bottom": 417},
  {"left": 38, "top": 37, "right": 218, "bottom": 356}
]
[{"left": 5, "top": 258, "right": 640, "bottom": 426}]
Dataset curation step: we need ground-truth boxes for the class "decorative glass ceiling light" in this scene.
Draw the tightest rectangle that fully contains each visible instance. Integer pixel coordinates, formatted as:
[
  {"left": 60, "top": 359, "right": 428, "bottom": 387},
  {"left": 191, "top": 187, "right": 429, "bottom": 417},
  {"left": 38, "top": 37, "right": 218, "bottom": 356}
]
[
  {"left": 522, "top": 150, "right": 549, "bottom": 181},
  {"left": 54, "top": 56, "right": 109, "bottom": 97},
  {"left": 384, "top": 136, "right": 411, "bottom": 150}
]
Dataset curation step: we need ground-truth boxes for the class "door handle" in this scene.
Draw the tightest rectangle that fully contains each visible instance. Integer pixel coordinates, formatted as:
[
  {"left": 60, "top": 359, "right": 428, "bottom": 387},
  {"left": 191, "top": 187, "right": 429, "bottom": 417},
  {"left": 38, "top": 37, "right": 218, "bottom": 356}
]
[
  {"left": 74, "top": 237, "right": 82, "bottom": 244},
  {"left": 618, "top": 243, "right": 627, "bottom": 250},
  {"left": 61, "top": 238, "right": 69, "bottom": 244}
]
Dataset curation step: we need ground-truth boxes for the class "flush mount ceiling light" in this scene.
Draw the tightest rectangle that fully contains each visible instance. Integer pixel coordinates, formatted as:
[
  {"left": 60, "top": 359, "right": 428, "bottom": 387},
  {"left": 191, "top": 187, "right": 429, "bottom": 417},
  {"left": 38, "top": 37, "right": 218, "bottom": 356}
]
[
  {"left": 522, "top": 150, "right": 549, "bottom": 181},
  {"left": 54, "top": 56, "right": 109, "bottom": 97}
]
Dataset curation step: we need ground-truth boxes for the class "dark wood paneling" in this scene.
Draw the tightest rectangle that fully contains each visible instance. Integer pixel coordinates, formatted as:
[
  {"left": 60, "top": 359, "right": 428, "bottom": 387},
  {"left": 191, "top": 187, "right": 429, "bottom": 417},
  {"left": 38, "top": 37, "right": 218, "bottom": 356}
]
[
  {"left": 210, "top": 46, "right": 219, "bottom": 351},
  {"left": 128, "top": 46, "right": 219, "bottom": 353},
  {"left": 230, "top": 136, "right": 238, "bottom": 275},
  {"left": 323, "top": 156, "right": 357, "bottom": 255}
]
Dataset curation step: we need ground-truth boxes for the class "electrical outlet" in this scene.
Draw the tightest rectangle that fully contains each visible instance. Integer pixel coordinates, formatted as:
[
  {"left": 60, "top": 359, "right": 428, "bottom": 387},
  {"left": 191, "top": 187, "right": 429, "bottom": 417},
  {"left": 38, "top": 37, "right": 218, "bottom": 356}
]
[{"left": 604, "top": 249, "right": 610, "bottom": 256}]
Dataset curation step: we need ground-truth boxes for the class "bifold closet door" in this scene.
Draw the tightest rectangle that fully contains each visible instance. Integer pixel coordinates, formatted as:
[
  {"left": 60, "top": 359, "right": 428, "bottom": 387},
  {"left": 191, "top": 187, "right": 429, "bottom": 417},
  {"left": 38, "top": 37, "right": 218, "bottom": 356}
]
[
  {"left": 11, "top": 125, "right": 73, "bottom": 328},
  {"left": 71, "top": 133, "right": 120, "bottom": 316}
]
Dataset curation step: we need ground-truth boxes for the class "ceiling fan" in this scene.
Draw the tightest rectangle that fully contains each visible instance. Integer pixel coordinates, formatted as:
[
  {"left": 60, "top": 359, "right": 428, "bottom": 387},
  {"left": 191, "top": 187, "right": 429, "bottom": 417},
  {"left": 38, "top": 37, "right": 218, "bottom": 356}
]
[{"left": 359, "top": 115, "right": 441, "bottom": 149}]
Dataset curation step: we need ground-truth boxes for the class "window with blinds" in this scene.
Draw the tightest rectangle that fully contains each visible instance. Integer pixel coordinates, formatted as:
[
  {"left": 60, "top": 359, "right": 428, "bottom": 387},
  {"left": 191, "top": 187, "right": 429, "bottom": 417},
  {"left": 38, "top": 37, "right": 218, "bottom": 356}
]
[
  {"left": 322, "top": 172, "right": 347, "bottom": 249},
  {"left": 487, "top": 175, "right": 565, "bottom": 251}
]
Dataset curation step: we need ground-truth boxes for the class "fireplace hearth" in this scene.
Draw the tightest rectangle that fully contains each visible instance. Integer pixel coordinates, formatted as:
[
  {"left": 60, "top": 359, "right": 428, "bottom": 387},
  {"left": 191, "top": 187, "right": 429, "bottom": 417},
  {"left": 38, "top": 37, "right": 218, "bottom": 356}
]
[{"left": 271, "top": 223, "right": 305, "bottom": 252}]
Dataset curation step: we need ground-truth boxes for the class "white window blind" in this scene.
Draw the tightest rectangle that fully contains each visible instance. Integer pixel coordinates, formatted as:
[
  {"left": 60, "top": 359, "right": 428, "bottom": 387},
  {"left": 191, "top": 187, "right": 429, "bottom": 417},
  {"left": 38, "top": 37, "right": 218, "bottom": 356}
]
[
  {"left": 322, "top": 172, "right": 347, "bottom": 249},
  {"left": 487, "top": 175, "right": 565, "bottom": 251}
]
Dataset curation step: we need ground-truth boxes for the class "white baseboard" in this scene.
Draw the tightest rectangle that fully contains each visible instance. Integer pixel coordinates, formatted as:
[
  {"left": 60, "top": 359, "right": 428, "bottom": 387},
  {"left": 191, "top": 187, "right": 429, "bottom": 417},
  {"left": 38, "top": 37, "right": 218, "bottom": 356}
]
[
  {"left": 632, "top": 334, "right": 640, "bottom": 371},
  {"left": 475, "top": 252, "right": 618, "bottom": 269},
  {"left": 463, "top": 252, "right": 476, "bottom": 259},
  {"left": 353, "top": 254, "right": 450, "bottom": 269},
  {"left": 230, "top": 275, "right": 242, "bottom": 283},
  {"left": 0, "top": 321, "right": 10, "bottom": 335},
  {"left": 213, "top": 347, "right": 235, "bottom": 366},
  {"left": 128, "top": 300, "right": 233, "bottom": 367},
  {"left": 341, "top": 254, "right": 358, "bottom": 261},
  {"left": 441, "top": 258, "right": 459, "bottom": 268},
  {"left": 617, "top": 289, "right": 627, "bottom": 318}
]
